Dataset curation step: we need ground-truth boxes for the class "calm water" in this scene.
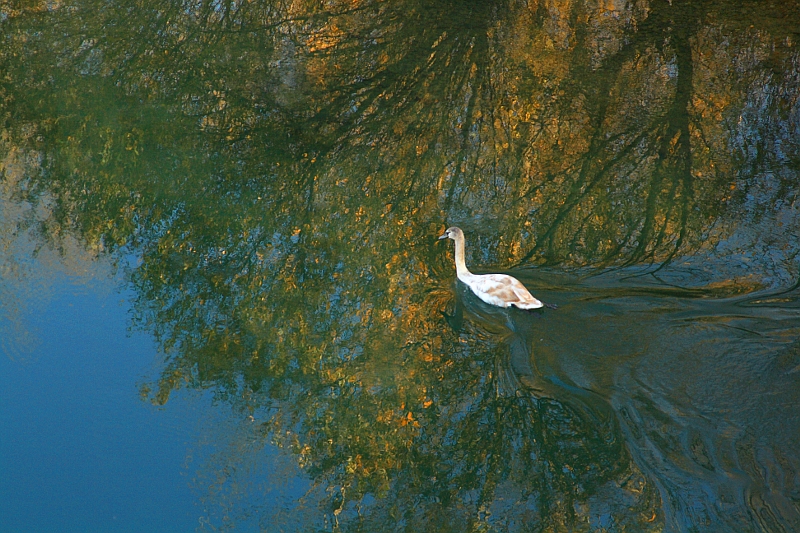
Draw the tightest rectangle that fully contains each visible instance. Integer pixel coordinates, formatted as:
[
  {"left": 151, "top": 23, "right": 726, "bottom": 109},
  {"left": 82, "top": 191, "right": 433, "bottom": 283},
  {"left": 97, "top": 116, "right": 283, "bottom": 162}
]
[{"left": 2, "top": 0, "right": 799, "bottom": 531}]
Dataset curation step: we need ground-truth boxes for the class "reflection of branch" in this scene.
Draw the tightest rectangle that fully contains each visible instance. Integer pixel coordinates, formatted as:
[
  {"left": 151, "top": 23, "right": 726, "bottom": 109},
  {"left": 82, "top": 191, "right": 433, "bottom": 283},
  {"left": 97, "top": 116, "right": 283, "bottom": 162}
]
[
  {"left": 520, "top": 128, "right": 653, "bottom": 263},
  {"left": 634, "top": 14, "right": 696, "bottom": 270},
  {"left": 519, "top": 1, "right": 702, "bottom": 268},
  {"left": 517, "top": 9, "right": 656, "bottom": 263}
]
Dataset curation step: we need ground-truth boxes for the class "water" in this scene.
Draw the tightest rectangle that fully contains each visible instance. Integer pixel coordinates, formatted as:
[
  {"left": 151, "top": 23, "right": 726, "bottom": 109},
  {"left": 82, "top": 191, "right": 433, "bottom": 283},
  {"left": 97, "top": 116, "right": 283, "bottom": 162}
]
[
  {"left": 0, "top": 246, "right": 198, "bottom": 531},
  {"left": 1, "top": 0, "right": 799, "bottom": 531}
]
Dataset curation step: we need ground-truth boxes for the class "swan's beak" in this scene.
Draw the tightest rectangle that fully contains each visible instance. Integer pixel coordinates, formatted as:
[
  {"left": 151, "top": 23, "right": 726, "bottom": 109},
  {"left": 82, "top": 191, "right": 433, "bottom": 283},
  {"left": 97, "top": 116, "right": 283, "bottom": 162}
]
[{"left": 438, "top": 233, "right": 448, "bottom": 240}]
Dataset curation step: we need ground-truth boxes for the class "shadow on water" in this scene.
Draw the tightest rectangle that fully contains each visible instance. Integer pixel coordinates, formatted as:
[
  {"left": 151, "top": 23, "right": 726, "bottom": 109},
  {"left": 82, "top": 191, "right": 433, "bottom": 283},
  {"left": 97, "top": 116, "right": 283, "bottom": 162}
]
[{"left": 2, "top": 0, "right": 800, "bottom": 530}]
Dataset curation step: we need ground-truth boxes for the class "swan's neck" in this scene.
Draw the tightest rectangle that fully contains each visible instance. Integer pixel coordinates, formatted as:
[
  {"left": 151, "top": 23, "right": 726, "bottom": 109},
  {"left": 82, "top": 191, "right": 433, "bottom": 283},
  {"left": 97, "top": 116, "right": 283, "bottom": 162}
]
[{"left": 453, "top": 235, "right": 472, "bottom": 280}]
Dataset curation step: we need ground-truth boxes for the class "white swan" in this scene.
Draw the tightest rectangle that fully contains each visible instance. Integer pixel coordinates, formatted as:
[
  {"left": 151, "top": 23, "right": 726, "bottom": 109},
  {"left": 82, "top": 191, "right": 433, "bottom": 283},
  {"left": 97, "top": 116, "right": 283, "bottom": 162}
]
[{"left": 439, "top": 226, "right": 544, "bottom": 310}]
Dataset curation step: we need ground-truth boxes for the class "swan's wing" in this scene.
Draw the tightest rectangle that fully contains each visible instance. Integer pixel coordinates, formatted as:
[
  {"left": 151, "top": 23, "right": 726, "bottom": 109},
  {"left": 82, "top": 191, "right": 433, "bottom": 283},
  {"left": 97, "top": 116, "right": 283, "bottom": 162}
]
[{"left": 473, "top": 274, "right": 544, "bottom": 309}]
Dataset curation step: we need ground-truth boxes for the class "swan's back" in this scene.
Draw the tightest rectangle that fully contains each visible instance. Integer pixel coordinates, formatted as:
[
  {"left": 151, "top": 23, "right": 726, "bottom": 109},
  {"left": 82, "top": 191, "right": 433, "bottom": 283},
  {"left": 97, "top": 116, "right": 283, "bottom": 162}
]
[{"left": 464, "top": 273, "right": 544, "bottom": 310}]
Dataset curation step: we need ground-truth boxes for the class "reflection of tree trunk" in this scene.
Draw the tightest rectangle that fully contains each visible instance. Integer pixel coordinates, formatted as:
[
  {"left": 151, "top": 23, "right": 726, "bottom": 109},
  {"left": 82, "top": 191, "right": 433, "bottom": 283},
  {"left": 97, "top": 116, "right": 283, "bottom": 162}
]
[
  {"left": 519, "top": 3, "right": 654, "bottom": 263},
  {"left": 629, "top": 11, "right": 695, "bottom": 267},
  {"left": 520, "top": 1, "right": 701, "bottom": 267}
]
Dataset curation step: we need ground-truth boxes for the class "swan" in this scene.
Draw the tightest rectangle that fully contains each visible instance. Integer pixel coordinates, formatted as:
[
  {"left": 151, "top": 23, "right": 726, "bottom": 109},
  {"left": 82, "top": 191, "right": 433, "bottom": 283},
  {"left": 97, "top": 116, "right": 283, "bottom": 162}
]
[{"left": 438, "top": 226, "right": 544, "bottom": 310}]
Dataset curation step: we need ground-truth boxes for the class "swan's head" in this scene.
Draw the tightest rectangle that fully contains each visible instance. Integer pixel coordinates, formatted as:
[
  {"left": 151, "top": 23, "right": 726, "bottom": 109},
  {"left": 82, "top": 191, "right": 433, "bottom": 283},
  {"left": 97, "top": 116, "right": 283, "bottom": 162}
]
[{"left": 438, "top": 226, "right": 464, "bottom": 241}]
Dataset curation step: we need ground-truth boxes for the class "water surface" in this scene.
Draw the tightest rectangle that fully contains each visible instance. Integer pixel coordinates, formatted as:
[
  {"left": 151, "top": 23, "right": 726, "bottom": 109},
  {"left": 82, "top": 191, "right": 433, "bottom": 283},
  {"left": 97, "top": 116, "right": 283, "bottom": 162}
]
[{"left": 2, "top": 0, "right": 799, "bottom": 531}]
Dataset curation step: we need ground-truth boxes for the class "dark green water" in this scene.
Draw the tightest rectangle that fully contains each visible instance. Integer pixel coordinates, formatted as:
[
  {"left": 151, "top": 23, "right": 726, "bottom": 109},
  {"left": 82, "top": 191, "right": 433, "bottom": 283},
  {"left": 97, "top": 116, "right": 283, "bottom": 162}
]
[{"left": 2, "top": 0, "right": 800, "bottom": 531}]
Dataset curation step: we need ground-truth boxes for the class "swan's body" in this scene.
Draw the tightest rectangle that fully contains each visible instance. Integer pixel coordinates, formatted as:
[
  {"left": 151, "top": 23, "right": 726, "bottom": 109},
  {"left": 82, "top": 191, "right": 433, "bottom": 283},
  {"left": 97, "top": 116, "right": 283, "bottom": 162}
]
[{"left": 439, "top": 227, "right": 544, "bottom": 310}]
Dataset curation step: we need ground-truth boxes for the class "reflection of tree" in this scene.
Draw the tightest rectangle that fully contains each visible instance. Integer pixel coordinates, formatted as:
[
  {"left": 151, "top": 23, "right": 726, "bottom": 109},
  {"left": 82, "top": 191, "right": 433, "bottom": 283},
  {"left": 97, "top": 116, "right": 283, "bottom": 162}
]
[
  {"left": 492, "top": 0, "right": 704, "bottom": 267},
  {"left": 2, "top": 0, "right": 800, "bottom": 530}
]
